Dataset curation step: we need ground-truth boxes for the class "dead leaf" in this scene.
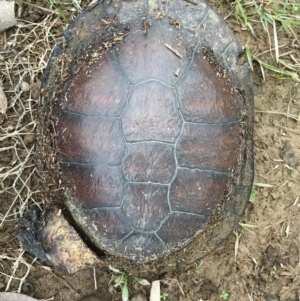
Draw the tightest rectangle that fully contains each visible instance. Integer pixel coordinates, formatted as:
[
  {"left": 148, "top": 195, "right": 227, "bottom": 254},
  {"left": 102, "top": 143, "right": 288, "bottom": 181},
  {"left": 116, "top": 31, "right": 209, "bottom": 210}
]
[{"left": 150, "top": 280, "right": 160, "bottom": 301}]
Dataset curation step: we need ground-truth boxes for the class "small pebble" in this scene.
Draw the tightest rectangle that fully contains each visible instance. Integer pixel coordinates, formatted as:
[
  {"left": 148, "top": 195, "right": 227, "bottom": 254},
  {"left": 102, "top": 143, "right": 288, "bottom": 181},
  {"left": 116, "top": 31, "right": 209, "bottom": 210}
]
[
  {"left": 253, "top": 84, "right": 262, "bottom": 95},
  {"left": 60, "top": 287, "right": 70, "bottom": 294},
  {"left": 262, "top": 152, "right": 269, "bottom": 161},
  {"left": 24, "top": 134, "right": 35, "bottom": 146},
  {"left": 0, "top": 86, "right": 7, "bottom": 114},
  {"left": 30, "top": 81, "right": 41, "bottom": 99},
  {"left": 21, "top": 81, "right": 31, "bottom": 92},
  {"left": 287, "top": 182, "right": 294, "bottom": 188},
  {"left": 289, "top": 242, "right": 299, "bottom": 256},
  {"left": 280, "top": 142, "right": 298, "bottom": 167}
]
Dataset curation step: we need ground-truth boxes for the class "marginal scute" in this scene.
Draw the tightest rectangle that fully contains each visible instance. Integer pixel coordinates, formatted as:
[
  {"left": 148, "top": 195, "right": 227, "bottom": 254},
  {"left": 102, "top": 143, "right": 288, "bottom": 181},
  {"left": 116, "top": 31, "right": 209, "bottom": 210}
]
[
  {"left": 236, "top": 137, "right": 254, "bottom": 187},
  {"left": 121, "top": 81, "right": 182, "bottom": 143},
  {"left": 61, "top": 164, "right": 124, "bottom": 209},
  {"left": 176, "top": 48, "right": 242, "bottom": 123},
  {"left": 170, "top": 168, "right": 228, "bottom": 215},
  {"left": 182, "top": 210, "right": 241, "bottom": 264},
  {"left": 116, "top": 232, "right": 166, "bottom": 260},
  {"left": 166, "top": 0, "right": 209, "bottom": 29},
  {"left": 64, "top": 4, "right": 109, "bottom": 57},
  {"left": 197, "top": 9, "right": 236, "bottom": 54},
  {"left": 176, "top": 123, "right": 243, "bottom": 171},
  {"left": 122, "top": 183, "right": 169, "bottom": 231},
  {"left": 224, "top": 185, "right": 252, "bottom": 217},
  {"left": 59, "top": 50, "right": 130, "bottom": 117},
  {"left": 114, "top": 0, "right": 146, "bottom": 23},
  {"left": 55, "top": 112, "right": 125, "bottom": 164},
  {"left": 122, "top": 142, "right": 176, "bottom": 183},
  {"left": 157, "top": 212, "right": 207, "bottom": 246},
  {"left": 222, "top": 41, "right": 243, "bottom": 74}
]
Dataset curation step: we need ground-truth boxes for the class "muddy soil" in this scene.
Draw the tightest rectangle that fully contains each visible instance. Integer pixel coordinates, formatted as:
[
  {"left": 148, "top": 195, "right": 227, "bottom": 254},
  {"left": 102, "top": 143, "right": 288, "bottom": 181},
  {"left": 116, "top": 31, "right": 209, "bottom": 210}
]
[{"left": 0, "top": 0, "right": 299, "bottom": 301}]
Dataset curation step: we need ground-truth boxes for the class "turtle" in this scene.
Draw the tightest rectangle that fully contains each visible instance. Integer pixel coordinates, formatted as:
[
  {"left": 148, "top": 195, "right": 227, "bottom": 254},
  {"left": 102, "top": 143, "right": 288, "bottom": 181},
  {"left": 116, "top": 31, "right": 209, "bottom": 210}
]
[{"left": 18, "top": 0, "right": 254, "bottom": 274}]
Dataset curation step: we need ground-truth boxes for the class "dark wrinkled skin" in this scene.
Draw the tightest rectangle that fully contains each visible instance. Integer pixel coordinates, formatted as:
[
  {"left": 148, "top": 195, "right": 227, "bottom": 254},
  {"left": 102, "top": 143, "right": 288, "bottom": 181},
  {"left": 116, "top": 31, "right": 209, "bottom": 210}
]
[{"left": 18, "top": 0, "right": 254, "bottom": 274}]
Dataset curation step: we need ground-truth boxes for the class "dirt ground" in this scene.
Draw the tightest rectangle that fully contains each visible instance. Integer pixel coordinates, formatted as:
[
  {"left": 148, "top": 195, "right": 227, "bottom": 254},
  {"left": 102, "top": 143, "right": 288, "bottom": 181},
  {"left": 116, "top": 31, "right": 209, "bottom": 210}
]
[{"left": 0, "top": 0, "right": 300, "bottom": 300}]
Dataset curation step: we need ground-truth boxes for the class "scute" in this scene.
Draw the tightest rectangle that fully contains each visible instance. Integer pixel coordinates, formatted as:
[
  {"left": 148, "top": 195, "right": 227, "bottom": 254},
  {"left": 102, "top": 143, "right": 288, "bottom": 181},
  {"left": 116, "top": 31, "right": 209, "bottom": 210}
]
[
  {"left": 121, "top": 81, "right": 182, "bottom": 143},
  {"left": 176, "top": 123, "right": 243, "bottom": 171},
  {"left": 115, "top": 232, "right": 167, "bottom": 260},
  {"left": 176, "top": 47, "right": 243, "bottom": 123},
  {"left": 122, "top": 183, "right": 170, "bottom": 231},
  {"left": 82, "top": 208, "right": 131, "bottom": 241},
  {"left": 115, "top": 17, "right": 194, "bottom": 86},
  {"left": 122, "top": 142, "right": 176, "bottom": 183},
  {"left": 59, "top": 50, "right": 130, "bottom": 117},
  {"left": 169, "top": 169, "right": 228, "bottom": 215},
  {"left": 61, "top": 164, "right": 124, "bottom": 209},
  {"left": 157, "top": 212, "right": 208, "bottom": 247},
  {"left": 36, "top": 0, "right": 254, "bottom": 264},
  {"left": 56, "top": 112, "right": 125, "bottom": 164}
]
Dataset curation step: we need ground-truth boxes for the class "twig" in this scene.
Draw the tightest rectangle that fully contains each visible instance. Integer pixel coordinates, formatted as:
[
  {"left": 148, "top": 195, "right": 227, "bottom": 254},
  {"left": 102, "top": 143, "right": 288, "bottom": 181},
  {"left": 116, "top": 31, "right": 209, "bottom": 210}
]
[
  {"left": 93, "top": 267, "right": 97, "bottom": 290},
  {"left": 183, "top": 0, "right": 198, "bottom": 5},
  {"left": 164, "top": 44, "right": 182, "bottom": 59}
]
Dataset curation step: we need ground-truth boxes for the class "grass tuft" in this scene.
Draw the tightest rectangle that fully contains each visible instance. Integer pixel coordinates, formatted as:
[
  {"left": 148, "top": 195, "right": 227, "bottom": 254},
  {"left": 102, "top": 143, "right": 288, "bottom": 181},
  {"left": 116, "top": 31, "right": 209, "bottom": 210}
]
[
  {"left": 0, "top": 0, "right": 83, "bottom": 291},
  {"left": 234, "top": 0, "right": 300, "bottom": 82}
]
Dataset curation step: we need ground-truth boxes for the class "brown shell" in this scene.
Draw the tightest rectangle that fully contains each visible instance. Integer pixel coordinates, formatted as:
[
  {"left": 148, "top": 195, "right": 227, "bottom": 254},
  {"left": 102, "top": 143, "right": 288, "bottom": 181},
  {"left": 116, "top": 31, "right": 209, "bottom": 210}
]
[{"left": 38, "top": 0, "right": 254, "bottom": 263}]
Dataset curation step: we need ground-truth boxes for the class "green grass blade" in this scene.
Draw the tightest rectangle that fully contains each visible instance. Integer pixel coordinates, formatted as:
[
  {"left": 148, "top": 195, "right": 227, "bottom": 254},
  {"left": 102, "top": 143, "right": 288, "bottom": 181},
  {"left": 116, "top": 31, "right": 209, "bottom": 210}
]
[
  {"left": 245, "top": 46, "right": 253, "bottom": 71},
  {"left": 236, "top": 0, "right": 248, "bottom": 25},
  {"left": 109, "top": 265, "right": 122, "bottom": 273},
  {"left": 122, "top": 281, "right": 129, "bottom": 301},
  {"left": 249, "top": 189, "right": 256, "bottom": 203},
  {"left": 254, "top": 182, "right": 274, "bottom": 187},
  {"left": 134, "top": 277, "right": 150, "bottom": 286}
]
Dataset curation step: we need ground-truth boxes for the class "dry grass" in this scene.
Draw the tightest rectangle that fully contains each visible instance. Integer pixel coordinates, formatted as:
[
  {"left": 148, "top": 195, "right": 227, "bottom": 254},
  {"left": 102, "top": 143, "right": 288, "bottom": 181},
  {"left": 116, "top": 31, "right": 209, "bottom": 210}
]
[
  {"left": 232, "top": 0, "right": 300, "bottom": 82},
  {"left": 0, "top": 2, "right": 83, "bottom": 292}
]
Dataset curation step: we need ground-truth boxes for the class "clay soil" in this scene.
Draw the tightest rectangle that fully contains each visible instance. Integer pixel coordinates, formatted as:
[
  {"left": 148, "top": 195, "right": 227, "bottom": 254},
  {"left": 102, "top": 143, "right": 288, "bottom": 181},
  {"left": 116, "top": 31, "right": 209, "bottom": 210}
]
[{"left": 0, "top": 0, "right": 299, "bottom": 301}]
